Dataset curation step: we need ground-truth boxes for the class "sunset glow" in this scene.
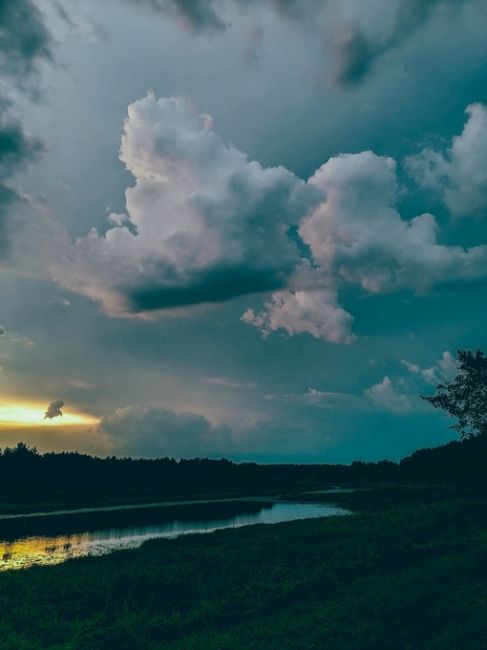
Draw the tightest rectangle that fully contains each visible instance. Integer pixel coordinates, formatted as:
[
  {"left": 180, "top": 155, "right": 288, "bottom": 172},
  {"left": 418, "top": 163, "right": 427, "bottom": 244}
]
[{"left": 0, "top": 402, "right": 98, "bottom": 428}]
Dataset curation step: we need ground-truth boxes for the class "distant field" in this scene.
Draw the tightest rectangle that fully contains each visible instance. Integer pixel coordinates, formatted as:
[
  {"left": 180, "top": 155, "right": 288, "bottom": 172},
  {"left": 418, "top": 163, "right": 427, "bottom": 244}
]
[{"left": 1, "top": 486, "right": 487, "bottom": 649}]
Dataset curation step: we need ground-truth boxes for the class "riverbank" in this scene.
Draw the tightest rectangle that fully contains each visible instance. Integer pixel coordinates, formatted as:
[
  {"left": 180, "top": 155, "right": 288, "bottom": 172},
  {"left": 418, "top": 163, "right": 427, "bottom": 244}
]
[{"left": 0, "top": 485, "right": 486, "bottom": 648}]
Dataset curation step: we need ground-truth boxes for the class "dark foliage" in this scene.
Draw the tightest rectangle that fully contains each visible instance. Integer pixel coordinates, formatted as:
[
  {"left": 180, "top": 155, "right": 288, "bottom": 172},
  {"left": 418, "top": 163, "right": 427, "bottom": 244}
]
[{"left": 422, "top": 349, "right": 487, "bottom": 439}]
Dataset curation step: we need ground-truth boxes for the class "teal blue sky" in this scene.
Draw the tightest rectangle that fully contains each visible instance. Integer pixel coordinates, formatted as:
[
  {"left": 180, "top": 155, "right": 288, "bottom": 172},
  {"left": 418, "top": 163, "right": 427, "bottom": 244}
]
[{"left": 1, "top": 0, "right": 487, "bottom": 461}]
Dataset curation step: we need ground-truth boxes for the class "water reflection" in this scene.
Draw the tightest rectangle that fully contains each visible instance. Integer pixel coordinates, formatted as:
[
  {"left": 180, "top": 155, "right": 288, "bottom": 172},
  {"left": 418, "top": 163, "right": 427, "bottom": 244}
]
[{"left": 0, "top": 501, "right": 347, "bottom": 571}]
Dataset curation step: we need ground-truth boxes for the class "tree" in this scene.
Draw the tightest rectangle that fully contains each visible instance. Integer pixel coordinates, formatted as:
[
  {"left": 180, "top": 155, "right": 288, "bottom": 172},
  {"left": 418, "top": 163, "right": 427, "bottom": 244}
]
[{"left": 422, "top": 349, "right": 487, "bottom": 439}]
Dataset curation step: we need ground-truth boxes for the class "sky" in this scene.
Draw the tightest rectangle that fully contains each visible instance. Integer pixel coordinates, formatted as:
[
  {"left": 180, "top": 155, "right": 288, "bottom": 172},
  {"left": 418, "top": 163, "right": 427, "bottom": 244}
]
[{"left": 0, "top": 0, "right": 486, "bottom": 462}]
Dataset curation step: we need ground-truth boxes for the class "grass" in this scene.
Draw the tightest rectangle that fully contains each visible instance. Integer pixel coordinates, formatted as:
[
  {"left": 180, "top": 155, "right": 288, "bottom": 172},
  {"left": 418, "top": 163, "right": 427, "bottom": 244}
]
[{"left": 0, "top": 487, "right": 487, "bottom": 648}]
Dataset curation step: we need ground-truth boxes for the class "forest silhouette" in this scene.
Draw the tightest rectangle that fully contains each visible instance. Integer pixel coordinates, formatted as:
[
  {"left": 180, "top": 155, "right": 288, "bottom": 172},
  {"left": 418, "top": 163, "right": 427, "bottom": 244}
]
[{"left": 2, "top": 349, "right": 485, "bottom": 509}]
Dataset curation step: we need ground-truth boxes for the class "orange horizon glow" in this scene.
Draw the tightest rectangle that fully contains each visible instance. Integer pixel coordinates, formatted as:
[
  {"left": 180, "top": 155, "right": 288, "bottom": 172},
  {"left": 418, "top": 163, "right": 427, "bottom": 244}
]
[{"left": 0, "top": 401, "right": 99, "bottom": 428}]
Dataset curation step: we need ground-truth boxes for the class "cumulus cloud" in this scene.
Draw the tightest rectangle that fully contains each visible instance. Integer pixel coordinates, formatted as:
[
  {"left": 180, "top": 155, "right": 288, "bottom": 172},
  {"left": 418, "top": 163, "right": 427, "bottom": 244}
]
[
  {"left": 299, "top": 151, "right": 487, "bottom": 293},
  {"left": 401, "top": 350, "right": 457, "bottom": 385},
  {"left": 52, "top": 94, "right": 487, "bottom": 342},
  {"left": 98, "top": 404, "right": 233, "bottom": 457},
  {"left": 246, "top": 149, "right": 487, "bottom": 340},
  {"left": 365, "top": 376, "right": 411, "bottom": 413},
  {"left": 407, "top": 103, "right": 487, "bottom": 218},
  {"left": 44, "top": 399, "right": 64, "bottom": 419},
  {"left": 242, "top": 288, "right": 354, "bottom": 344},
  {"left": 54, "top": 93, "right": 316, "bottom": 315}
]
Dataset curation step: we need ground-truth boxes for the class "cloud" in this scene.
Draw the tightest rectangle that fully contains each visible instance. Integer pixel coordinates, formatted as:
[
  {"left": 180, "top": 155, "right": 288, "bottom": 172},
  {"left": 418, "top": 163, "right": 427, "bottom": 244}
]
[
  {"left": 0, "top": 114, "right": 44, "bottom": 254},
  {"left": 401, "top": 350, "right": 457, "bottom": 385},
  {"left": 406, "top": 103, "right": 487, "bottom": 218},
  {"left": 67, "top": 379, "right": 93, "bottom": 390},
  {"left": 98, "top": 404, "right": 233, "bottom": 457},
  {"left": 330, "top": 0, "right": 459, "bottom": 87},
  {"left": 124, "top": 0, "right": 471, "bottom": 88},
  {"left": 125, "top": 0, "right": 226, "bottom": 31},
  {"left": 54, "top": 93, "right": 316, "bottom": 315},
  {"left": 299, "top": 151, "right": 487, "bottom": 293},
  {"left": 267, "top": 379, "right": 415, "bottom": 414},
  {"left": 53, "top": 96, "right": 487, "bottom": 342},
  {"left": 0, "top": 0, "right": 52, "bottom": 84},
  {"left": 247, "top": 148, "right": 487, "bottom": 340},
  {"left": 0, "top": 115, "right": 43, "bottom": 180},
  {"left": 207, "top": 376, "right": 256, "bottom": 389},
  {"left": 365, "top": 376, "right": 411, "bottom": 413},
  {"left": 266, "top": 387, "right": 359, "bottom": 409},
  {"left": 0, "top": 0, "right": 52, "bottom": 254},
  {"left": 242, "top": 288, "right": 355, "bottom": 344},
  {"left": 44, "top": 399, "right": 64, "bottom": 419}
]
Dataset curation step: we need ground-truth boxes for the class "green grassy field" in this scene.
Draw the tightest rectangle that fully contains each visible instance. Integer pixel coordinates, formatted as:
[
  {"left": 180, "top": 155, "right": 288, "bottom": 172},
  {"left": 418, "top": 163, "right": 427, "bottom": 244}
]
[{"left": 1, "top": 487, "right": 487, "bottom": 649}]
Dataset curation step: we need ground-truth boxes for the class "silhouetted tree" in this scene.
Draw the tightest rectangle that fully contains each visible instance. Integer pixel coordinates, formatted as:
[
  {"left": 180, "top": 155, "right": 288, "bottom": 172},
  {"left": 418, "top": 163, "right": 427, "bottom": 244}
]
[
  {"left": 2, "top": 442, "right": 38, "bottom": 457},
  {"left": 422, "top": 349, "right": 487, "bottom": 439}
]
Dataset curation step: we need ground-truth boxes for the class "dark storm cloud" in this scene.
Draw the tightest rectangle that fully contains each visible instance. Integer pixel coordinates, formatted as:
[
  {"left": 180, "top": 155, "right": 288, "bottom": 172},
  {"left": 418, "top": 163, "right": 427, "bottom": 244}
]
[
  {"left": 0, "top": 0, "right": 52, "bottom": 253},
  {"left": 0, "top": 114, "right": 43, "bottom": 179},
  {"left": 0, "top": 0, "right": 52, "bottom": 85},
  {"left": 44, "top": 399, "right": 64, "bottom": 419},
  {"left": 333, "top": 30, "right": 375, "bottom": 87},
  {"left": 0, "top": 113, "right": 43, "bottom": 255},
  {"left": 124, "top": 0, "right": 472, "bottom": 88},
  {"left": 333, "top": 0, "right": 463, "bottom": 87},
  {"left": 128, "top": 264, "right": 288, "bottom": 312}
]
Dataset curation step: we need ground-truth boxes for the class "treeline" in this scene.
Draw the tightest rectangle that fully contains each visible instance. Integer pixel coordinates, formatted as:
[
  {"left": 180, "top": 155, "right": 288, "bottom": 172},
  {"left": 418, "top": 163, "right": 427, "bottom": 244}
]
[{"left": 0, "top": 435, "right": 486, "bottom": 505}]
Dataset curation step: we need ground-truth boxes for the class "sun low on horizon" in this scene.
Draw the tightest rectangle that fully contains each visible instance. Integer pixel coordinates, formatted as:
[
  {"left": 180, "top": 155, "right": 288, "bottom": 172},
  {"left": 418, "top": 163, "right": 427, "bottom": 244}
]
[{"left": 0, "top": 401, "right": 99, "bottom": 429}]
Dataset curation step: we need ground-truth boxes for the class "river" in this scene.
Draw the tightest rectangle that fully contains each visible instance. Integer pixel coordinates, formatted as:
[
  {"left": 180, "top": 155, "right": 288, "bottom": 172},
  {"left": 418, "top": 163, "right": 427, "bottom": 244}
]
[{"left": 0, "top": 497, "right": 348, "bottom": 571}]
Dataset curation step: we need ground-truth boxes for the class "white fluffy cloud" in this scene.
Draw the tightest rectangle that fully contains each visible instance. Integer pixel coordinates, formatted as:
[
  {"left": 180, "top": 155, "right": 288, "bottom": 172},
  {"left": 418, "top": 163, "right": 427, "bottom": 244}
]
[
  {"left": 401, "top": 350, "right": 457, "bottom": 385},
  {"left": 242, "top": 288, "right": 355, "bottom": 344},
  {"left": 246, "top": 148, "right": 487, "bottom": 341},
  {"left": 407, "top": 103, "right": 487, "bottom": 218},
  {"left": 365, "top": 376, "right": 411, "bottom": 413},
  {"left": 99, "top": 404, "right": 234, "bottom": 457},
  {"left": 53, "top": 93, "right": 315, "bottom": 316},
  {"left": 299, "top": 151, "right": 487, "bottom": 293},
  {"left": 54, "top": 95, "right": 487, "bottom": 343}
]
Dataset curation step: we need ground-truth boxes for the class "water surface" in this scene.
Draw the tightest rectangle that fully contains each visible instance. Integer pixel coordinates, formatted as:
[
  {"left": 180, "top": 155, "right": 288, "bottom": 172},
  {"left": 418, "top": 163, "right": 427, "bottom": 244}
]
[{"left": 0, "top": 499, "right": 347, "bottom": 571}]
